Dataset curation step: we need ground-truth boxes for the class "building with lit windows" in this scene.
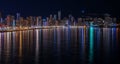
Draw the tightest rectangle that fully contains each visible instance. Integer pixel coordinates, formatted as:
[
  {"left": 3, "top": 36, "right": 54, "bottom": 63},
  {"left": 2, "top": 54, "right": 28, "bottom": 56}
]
[{"left": 58, "top": 11, "right": 61, "bottom": 20}]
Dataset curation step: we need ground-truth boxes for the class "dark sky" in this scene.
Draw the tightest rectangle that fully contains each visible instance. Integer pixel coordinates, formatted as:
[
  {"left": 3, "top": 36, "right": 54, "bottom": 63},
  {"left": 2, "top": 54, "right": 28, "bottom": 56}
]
[{"left": 0, "top": 0, "right": 119, "bottom": 17}]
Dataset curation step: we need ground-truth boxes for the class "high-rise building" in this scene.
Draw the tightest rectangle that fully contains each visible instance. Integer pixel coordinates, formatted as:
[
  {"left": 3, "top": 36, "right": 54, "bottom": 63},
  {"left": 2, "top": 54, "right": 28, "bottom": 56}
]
[
  {"left": 68, "top": 14, "right": 72, "bottom": 22},
  {"left": 38, "top": 16, "right": 42, "bottom": 26},
  {"left": 53, "top": 14, "right": 57, "bottom": 21},
  {"left": 50, "top": 14, "right": 53, "bottom": 20},
  {"left": 6, "top": 15, "right": 11, "bottom": 26},
  {"left": 36, "top": 17, "right": 39, "bottom": 26},
  {"left": 33, "top": 16, "right": 36, "bottom": 26},
  {"left": 43, "top": 19, "right": 47, "bottom": 26},
  {"left": 16, "top": 13, "right": 20, "bottom": 20},
  {"left": 58, "top": 11, "right": 61, "bottom": 20},
  {"left": 19, "top": 17, "right": 23, "bottom": 26},
  {"left": 12, "top": 16, "right": 16, "bottom": 27}
]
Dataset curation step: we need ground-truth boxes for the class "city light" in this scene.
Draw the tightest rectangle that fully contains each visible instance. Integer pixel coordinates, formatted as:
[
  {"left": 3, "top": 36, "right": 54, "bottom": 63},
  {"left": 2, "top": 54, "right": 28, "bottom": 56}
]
[
  {"left": 0, "top": 11, "right": 119, "bottom": 32},
  {"left": 89, "top": 26, "right": 94, "bottom": 64}
]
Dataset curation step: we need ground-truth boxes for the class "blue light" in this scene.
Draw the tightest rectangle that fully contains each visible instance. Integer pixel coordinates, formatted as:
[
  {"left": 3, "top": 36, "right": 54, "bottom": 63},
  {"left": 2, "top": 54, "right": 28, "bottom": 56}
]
[
  {"left": 112, "top": 28, "right": 117, "bottom": 49},
  {"left": 96, "top": 29, "right": 100, "bottom": 48},
  {"left": 13, "top": 20, "right": 15, "bottom": 27},
  {"left": 89, "top": 26, "right": 94, "bottom": 64},
  {"left": 81, "top": 28, "right": 84, "bottom": 44}
]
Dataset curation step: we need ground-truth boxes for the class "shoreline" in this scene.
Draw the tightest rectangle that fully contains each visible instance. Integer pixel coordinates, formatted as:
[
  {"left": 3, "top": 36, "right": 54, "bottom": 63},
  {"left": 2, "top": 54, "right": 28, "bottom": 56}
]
[{"left": 0, "top": 25, "right": 120, "bottom": 32}]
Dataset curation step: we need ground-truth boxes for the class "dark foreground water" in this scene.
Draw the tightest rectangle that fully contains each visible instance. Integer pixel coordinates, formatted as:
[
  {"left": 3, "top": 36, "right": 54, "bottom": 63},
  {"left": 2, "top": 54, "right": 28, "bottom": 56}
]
[{"left": 0, "top": 27, "right": 120, "bottom": 64}]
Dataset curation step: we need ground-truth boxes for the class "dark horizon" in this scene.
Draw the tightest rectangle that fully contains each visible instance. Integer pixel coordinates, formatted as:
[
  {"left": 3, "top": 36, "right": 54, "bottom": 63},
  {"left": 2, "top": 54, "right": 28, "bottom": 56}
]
[{"left": 0, "top": 0, "right": 119, "bottom": 17}]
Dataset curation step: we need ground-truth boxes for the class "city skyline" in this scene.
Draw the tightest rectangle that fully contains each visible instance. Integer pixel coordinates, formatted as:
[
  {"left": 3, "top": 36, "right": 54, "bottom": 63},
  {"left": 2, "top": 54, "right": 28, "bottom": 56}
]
[{"left": 0, "top": 1, "right": 120, "bottom": 64}]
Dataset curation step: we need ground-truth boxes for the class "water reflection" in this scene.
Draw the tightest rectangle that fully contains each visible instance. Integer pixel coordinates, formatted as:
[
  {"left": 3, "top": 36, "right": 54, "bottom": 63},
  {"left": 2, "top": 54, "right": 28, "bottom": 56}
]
[
  {"left": 12, "top": 32, "right": 16, "bottom": 64},
  {"left": 6, "top": 32, "right": 11, "bottom": 64},
  {"left": 111, "top": 28, "right": 117, "bottom": 49},
  {"left": 35, "top": 29, "right": 39, "bottom": 64},
  {"left": 89, "top": 26, "right": 94, "bottom": 64},
  {"left": 79, "top": 27, "right": 87, "bottom": 64},
  {"left": 103, "top": 28, "right": 111, "bottom": 64},
  {"left": 0, "top": 27, "right": 119, "bottom": 64},
  {"left": 19, "top": 31, "right": 22, "bottom": 57}
]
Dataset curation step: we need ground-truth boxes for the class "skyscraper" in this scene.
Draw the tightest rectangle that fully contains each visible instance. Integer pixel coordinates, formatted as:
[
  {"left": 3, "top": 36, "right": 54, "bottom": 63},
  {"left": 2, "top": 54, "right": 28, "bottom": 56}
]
[
  {"left": 16, "top": 13, "right": 20, "bottom": 20},
  {"left": 12, "top": 16, "right": 16, "bottom": 27},
  {"left": 58, "top": 11, "right": 61, "bottom": 20},
  {"left": 50, "top": 14, "right": 53, "bottom": 20},
  {"left": 53, "top": 14, "right": 57, "bottom": 21},
  {"left": 36, "top": 17, "right": 39, "bottom": 26},
  {"left": 6, "top": 15, "right": 11, "bottom": 26}
]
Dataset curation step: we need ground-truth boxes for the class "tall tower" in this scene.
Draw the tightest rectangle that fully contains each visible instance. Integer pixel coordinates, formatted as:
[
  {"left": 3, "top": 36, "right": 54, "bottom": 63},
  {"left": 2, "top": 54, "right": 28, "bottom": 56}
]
[
  {"left": 58, "top": 10, "right": 61, "bottom": 20},
  {"left": 16, "top": 13, "right": 20, "bottom": 20},
  {"left": 6, "top": 15, "right": 11, "bottom": 26},
  {"left": 36, "top": 17, "right": 39, "bottom": 26},
  {"left": 16, "top": 13, "right": 21, "bottom": 27},
  {"left": 53, "top": 14, "right": 57, "bottom": 21},
  {"left": 12, "top": 16, "right": 16, "bottom": 27},
  {"left": 50, "top": 14, "right": 53, "bottom": 20}
]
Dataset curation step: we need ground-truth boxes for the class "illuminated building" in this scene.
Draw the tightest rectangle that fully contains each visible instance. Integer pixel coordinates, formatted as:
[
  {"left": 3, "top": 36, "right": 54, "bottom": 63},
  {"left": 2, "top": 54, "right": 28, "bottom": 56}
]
[
  {"left": 0, "top": 11, "right": 119, "bottom": 32},
  {"left": 19, "top": 17, "right": 24, "bottom": 26},
  {"left": 53, "top": 14, "right": 57, "bottom": 21},
  {"left": 36, "top": 17, "right": 39, "bottom": 26},
  {"left": 58, "top": 11, "right": 61, "bottom": 20},
  {"left": 43, "top": 19, "right": 47, "bottom": 26},
  {"left": 68, "top": 14, "right": 72, "bottom": 20},
  {"left": 49, "top": 14, "right": 53, "bottom": 25},
  {"left": 0, "top": 12, "right": 3, "bottom": 24},
  {"left": 26, "top": 17, "right": 30, "bottom": 26},
  {"left": 38, "top": 16, "right": 42, "bottom": 26},
  {"left": 6, "top": 15, "right": 12, "bottom": 26},
  {"left": 78, "top": 18, "right": 83, "bottom": 25},
  {"left": 29, "top": 16, "right": 33, "bottom": 27},
  {"left": 50, "top": 14, "right": 53, "bottom": 20},
  {"left": 71, "top": 16, "right": 75, "bottom": 25},
  {"left": 33, "top": 16, "right": 36, "bottom": 26},
  {"left": 12, "top": 16, "right": 16, "bottom": 27},
  {"left": 46, "top": 17, "right": 49, "bottom": 26},
  {"left": 16, "top": 13, "right": 20, "bottom": 20},
  {"left": 112, "top": 18, "right": 117, "bottom": 23},
  {"left": 55, "top": 20, "right": 59, "bottom": 26}
]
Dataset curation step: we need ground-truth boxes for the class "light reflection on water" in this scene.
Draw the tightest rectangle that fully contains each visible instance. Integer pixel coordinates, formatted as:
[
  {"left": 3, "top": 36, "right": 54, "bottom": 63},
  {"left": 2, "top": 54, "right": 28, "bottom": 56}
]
[
  {"left": 89, "top": 26, "right": 94, "bottom": 64},
  {"left": 0, "top": 27, "right": 120, "bottom": 64},
  {"left": 35, "top": 29, "right": 39, "bottom": 64}
]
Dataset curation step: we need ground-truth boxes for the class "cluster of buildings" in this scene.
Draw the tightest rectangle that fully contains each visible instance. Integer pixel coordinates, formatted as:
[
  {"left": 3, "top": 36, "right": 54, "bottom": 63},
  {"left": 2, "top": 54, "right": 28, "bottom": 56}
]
[{"left": 0, "top": 11, "right": 119, "bottom": 28}]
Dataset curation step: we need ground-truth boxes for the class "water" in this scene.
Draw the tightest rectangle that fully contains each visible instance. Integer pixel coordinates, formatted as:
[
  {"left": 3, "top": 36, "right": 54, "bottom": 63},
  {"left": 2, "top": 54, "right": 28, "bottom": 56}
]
[{"left": 0, "top": 27, "right": 120, "bottom": 64}]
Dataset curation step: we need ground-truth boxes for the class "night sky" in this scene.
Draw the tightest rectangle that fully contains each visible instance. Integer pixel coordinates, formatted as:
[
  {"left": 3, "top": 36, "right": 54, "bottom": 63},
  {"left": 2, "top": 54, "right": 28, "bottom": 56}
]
[{"left": 0, "top": 0, "right": 119, "bottom": 17}]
